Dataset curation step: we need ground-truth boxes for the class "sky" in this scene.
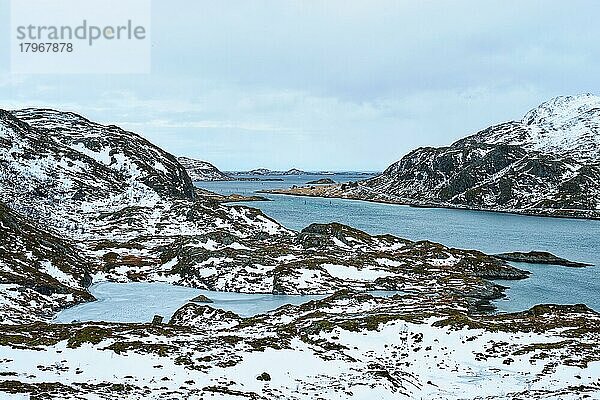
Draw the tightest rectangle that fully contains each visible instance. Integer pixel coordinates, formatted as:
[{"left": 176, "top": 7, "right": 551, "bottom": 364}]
[{"left": 1, "top": 0, "right": 600, "bottom": 171}]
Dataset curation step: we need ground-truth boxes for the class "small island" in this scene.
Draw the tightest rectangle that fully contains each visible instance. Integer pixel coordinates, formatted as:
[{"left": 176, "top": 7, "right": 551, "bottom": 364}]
[
  {"left": 494, "top": 251, "right": 593, "bottom": 268},
  {"left": 306, "top": 178, "right": 335, "bottom": 184},
  {"left": 190, "top": 294, "right": 213, "bottom": 303}
]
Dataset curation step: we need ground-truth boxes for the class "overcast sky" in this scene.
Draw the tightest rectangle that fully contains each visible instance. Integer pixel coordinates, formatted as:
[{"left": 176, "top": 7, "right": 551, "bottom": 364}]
[{"left": 1, "top": 0, "right": 599, "bottom": 171}]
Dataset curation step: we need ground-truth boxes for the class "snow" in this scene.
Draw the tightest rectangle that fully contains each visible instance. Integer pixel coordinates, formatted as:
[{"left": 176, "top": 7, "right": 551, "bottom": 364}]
[
  {"left": 296, "top": 268, "right": 324, "bottom": 289},
  {"left": 0, "top": 340, "right": 210, "bottom": 393},
  {"left": 375, "top": 257, "right": 402, "bottom": 267},
  {"left": 323, "top": 318, "right": 600, "bottom": 399},
  {"left": 331, "top": 237, "right": 349, "bottom": 248},
  {"left": 481, "top": 94, "right": 600, "bottom": 162},
  {"left": 198, "top": 267, "right": 217, "bottom": 277},
  {"left": 71, "top": 143, "right": 112, "bottom": 165},
  {"left": 159, "top": 257, "right": 178, "bottom": 271},
  {"left": 153, "top": 161, "right": 168, "bottom": 174},
  {"left": 193, "top": 239, "right": 218, "bottom": 250},
  {"left": 428, "top": 254, "right": 459, "bottom": 267},
  {"left": 215, "top": 338, "right": 364, "bottom": 397},
  {"left": 39, "top": 261, "right": 78, "bottom": 287},
  {"left": 228, "top": 242, "right": 251, "bottom": 250},
  {"left": 322, "top": 263, "right": 393, "bottom": 281}
]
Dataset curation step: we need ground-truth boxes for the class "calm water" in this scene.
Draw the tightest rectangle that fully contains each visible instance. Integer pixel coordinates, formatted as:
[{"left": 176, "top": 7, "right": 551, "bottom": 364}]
[
  {"left": 198, "top": 174, "right": 600, "bottom": 313},
  {"left": 202, "top": 173, "right": 374, "bottom": 196}
]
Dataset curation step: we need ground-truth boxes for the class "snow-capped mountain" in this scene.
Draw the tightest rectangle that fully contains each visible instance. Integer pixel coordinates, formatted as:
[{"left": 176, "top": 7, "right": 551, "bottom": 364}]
[
  {"left": 230, "top": 167, "right": 307, "bottom": 175},
  {"left": 462, "top": 93, "right": 600, "bottom": 161},
  {"left": 177, "top": 156, "right": 233, "bottom": 181},
  {"left": 361, "top": 94, "right": 600, "bottom": 218}
]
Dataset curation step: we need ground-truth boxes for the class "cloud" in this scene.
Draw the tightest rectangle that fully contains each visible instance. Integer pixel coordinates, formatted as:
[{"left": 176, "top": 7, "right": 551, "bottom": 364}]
[
  {"left": 0, "top": 74, "right": 26, "bottom": 88},
  {"left": 119, "top": 118, "right": 290, "bottom": 132},
  {"left": 1, "top": 1, "right": 599, "bottom": 169}
]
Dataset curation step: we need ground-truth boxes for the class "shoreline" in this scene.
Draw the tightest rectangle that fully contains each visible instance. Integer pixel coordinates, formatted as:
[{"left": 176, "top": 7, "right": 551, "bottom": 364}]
[{"left": 259, "top": 187, "right": 600, "bottom": 221}]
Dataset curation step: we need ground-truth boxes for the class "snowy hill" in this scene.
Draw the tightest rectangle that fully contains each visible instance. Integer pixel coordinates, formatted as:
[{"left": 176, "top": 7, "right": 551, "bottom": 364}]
[
  {"left": 0, "top": 107, "right": 520, "bottom": 321},
  {"left": 360, "top": 94, "right": 600, "bottom": 218},
  {"left": 463, "top": 94, "right": 600, "bottom": 162},
  {"left": 0, "top": 108, "right": 195, "bottom": 230},
  {"left": 0, "top": 200, "right": 93, "bottom": 324},
  {"left": 177, "top": 156, "right": 233, "bottom": 181}
]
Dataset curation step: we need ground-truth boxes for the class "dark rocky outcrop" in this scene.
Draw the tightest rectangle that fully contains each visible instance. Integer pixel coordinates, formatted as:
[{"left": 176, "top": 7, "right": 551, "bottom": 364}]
[
  {"left": 494, "top": 251, "right": 592, "bottom": 268},
  {"left": 306, "top": 178, "right": 335, "bottom": 184},
  {"left": 191, "top": 294, "right": 213, "bottom": 303}
]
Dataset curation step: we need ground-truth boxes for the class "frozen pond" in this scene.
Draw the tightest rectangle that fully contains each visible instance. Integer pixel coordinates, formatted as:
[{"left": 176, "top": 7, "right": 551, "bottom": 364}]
[
  {"left": 54, "top": 282, "right": 326, "bottom": 323},
  {"left": 54, "top": 282, "right": 402, "bottom": 324}
]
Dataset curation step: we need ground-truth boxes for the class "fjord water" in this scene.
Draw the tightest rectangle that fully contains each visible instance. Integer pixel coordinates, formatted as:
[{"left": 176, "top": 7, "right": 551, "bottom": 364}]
[{"left": 198, "top": 174, "right": 600, "bottom": 313}]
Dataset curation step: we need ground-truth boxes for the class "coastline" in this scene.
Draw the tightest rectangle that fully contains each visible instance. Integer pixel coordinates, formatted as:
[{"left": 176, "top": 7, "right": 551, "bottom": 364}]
[{"left": 259, "top": 186, "right": 600, "bottom": 221}]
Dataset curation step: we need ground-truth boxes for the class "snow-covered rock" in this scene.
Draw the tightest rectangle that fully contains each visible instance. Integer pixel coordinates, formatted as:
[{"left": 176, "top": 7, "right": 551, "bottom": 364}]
[
  {"left": 0, "top": 201, "right": 93, "bottom": 324},
  {"left": 177, "top": 156, "right": 233, "bottom": 181}
]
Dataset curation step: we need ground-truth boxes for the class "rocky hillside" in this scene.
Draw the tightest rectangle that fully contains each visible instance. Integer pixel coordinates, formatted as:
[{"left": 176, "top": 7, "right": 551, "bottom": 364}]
[
  {"left": 0, "top": 201, "right": 94, "bottom": 324},
  {"left": 0, "top": 108, "right": 526, "bottom": 323},
  {"left": 0, "top": 109, "right": 195, "bottom": 230},
  {"left": 360, "top": 94, "right": 600, "bottom": 218},
  {"left": 1, "top": 107, "right": 598, "bottom": 399},
  {"left": 177, "top": 156, "right": 233, "bottom": 181}
]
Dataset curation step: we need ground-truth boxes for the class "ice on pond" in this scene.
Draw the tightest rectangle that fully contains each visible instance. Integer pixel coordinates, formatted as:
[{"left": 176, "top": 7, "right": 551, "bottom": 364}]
[
  {"left": 53, "top": 282, "right": 327, "bottom": 323},
  {"left": 54, "top": 282, "right": 403, "bottom": 324}
]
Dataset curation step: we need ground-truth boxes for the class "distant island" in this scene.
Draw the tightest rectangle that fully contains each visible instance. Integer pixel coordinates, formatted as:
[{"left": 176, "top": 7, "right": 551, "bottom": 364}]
[
  {"left": 306, "top": 178, "right": 336, "bottom": 184},
  {"left": 228, "top": 169, "right": 378, "bottom": 177},
  {"left": 494, "top": 251, "right": 593, "bottom": 268},
  {"left": 229, "top": 168, "right": 307, "bottom": 176},
  {"left": 178, "top": 161, "right": 377, "bottom": 183}
]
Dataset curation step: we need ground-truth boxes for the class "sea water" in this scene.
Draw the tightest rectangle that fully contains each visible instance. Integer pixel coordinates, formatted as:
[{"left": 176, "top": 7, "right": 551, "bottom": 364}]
[{"left": 198, "top": 174, "right": 600, "bottom": 313}]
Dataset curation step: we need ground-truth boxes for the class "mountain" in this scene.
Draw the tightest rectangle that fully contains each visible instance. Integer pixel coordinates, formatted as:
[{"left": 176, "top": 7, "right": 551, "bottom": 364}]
[
  {"left": 358, "top": 94, "right": 600, "bottom": 219},
  {"left": 0, "top": 108, "right": 525, "bottom": 323},
  {"left": 177, "top": 156, "right": 233, "bottom": 181},
  {"left": 230, "top": 167, "right": 307, "bottom": 175},
  {"left": 0, "top": 108, "right": 195, "bottom": 230}
]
